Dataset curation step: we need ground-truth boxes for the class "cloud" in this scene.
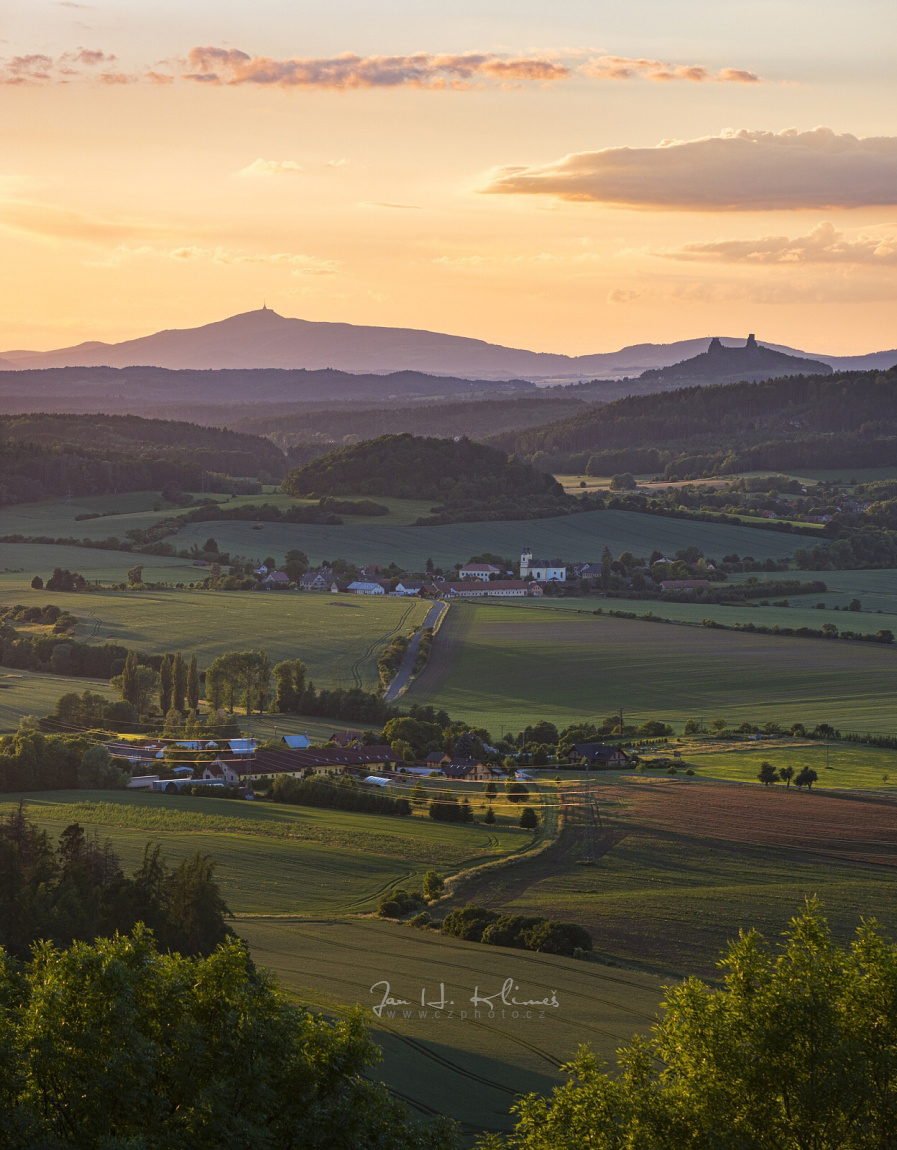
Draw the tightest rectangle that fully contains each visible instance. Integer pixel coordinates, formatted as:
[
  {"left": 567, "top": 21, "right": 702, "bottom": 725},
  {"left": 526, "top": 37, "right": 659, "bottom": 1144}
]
[
  {"left": 100, "top": 244, "right": 340, "bottom": 275},
  {"left": 660, "top": 221, "right": 897, "bottom": 265},
  {"left": 482, "top": 127, "right": 897, "bottom": 210},
  {"left": 0, "top": 200, "right": 168, "bottom": 243},
  {"left": 237, "top": 159, "right": 304, "bottom": 177},
  {"left": 0, "top": 47, "right": 129, "bottom": 84},
  {"left": 359, "top": 200, "right": 421, "bottom": 210},
  {"left": 183, "top": 47, "right": 569, "bottom": 89},
  {"left": 579, "top": 56, "right": 759, "bottom": 83}
]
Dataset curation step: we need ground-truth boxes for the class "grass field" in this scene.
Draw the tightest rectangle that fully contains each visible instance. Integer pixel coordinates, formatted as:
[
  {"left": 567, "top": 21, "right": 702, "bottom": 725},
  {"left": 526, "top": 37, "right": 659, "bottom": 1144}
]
[
  {"left": 237, "top": 916, "right": 662, "bottom": 1137},
  {"left": 169, "top": 507, "right": 802, "bottom": 569},
  {"left": 0, "top": 789, "right": 541, "bottom": 914},
  {"left": 405, "top": 602, "right": 897, "bottom": 735},
  {"left": 0, "top": 542, "right": 198, "bottom": 589},
  {"left": 0, "top": 669, "right": 115, "bottom": 732},
  {"left": 444, "top": 778, "right": 897, "bottom": 979},
  {"left": 0, "top": 587, "right": 430, "bottom": 692},
  {"left": 483, "top": 592, "right": 897, "bottom": 638}
]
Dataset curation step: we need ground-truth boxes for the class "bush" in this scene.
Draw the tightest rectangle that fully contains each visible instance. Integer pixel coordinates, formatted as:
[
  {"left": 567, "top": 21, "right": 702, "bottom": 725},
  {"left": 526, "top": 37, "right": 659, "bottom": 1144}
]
[
  {"left": 441, "top": 904, "right": 500, "bottom": 942},
  {"left": 377, "top": 888, "right": 424, "bottom": 919},
  {"left": 521, "top": 920, "right": 593, "bottom": 957},
  {"left": 408, "top": 911, "right": 432, "bottom": 929},
  {"left": 481, "top": 915, "right": 544, "bottom": 949},
  {"left": 519, "top": 806, "right": 539, "bottom": 829}
]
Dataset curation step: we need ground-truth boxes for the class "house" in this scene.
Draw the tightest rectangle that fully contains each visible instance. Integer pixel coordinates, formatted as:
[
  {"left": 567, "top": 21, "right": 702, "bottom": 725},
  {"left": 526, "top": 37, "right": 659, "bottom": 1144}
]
[
  {"left": 567, "top": 743, "right": 630, "bottom": 768},
  {"left": 458, "top": 562, "right": 501, "bottom": 581},
  {"left": 228, "top": 738, "right": 258, "bottom": 756},
  {"left": 358, "top": 564, "right": 384, "bottom": 578},
  {"left": 330, "top": 731, "right": 361, "bottom": 747},
  {"left": 198, "top": 759, "right": 241, "bottom": 786},
  {"left": 282, "top": 734, "right": 312, "bottom": 749},
  {"left": 441, "top": 758, "right": 495, "bottom": 781},
  {"left": 263, "top": 571, "right": 291, "bottom": 589},
  {"left": 571, "top": 562, "right": 603, "bottom": 579},
  {"left": 519, "top": 549, "right": 566, "bottom": 581},
  {"left": 299, "top": 568, "right": 333, "bottom": 591},
  {"left": 393, "top": 580, "right": 426, "bottom": 596},
  {"left": 424, "top": 751, "right": 451, "bottom": 767},
  {"left": 347, "top": 580, "right": 385, "bottom": 595}
]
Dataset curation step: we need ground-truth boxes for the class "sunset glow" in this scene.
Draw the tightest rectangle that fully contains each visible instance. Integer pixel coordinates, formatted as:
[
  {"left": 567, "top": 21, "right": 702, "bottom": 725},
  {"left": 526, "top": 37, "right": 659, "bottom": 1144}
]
[{"left": 3, "top": 0, "right": 895, "bottom": 355}]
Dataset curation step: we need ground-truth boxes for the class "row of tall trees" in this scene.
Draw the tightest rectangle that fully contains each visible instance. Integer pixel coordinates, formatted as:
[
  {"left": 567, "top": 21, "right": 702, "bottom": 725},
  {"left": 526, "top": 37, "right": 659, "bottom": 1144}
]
[{"left": 158, "top": 651, "right": 200, "bottom": 713}]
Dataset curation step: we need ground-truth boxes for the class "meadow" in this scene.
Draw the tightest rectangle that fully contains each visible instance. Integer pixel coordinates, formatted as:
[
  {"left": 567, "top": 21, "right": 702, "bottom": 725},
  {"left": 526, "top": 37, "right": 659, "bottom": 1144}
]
[
  {"left": 0, "top": 669, "right": 115, "bottom": 732},
  {"left": 0, "top": 788, "right": 541, "bottom": 915},
  {"left": 483, "top": 592, "right": 897, "bottom": 638},
  {"left": 238, "top": 916, "right": 662, "bottom": 1137},
  {"left": 405, "top": 602, "right": 897, "bottom": 735},
  {"left": 444, "top": 777, "right": 897, "bottom": 979},
  {"left": 0, "top": 587, "right": 430, "bottom": 692},
  {"left": 1, "top": 541, "right": 198, "bottom": 589}
]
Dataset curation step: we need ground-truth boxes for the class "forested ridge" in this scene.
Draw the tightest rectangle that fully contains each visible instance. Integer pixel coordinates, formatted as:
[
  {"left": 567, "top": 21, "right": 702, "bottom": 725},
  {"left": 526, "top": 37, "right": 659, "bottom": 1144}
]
[
  {"left": 491, "top": 367, "right": 897, "bottom": 474},
  {"left": 0, "top": 413, "right": 286, "bottom": 505}
]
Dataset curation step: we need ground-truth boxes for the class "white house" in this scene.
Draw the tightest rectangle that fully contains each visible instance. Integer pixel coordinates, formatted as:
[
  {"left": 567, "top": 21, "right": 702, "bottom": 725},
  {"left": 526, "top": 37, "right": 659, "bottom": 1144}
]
[
  {"left": 520, "top": 549, "right": 566, "bottom": 582},
  {"left": 458, "top": 562, "right": 501, "bottom": 581},
  {"left": 347, "top": 580, "right": 385, "bottom": 595}
]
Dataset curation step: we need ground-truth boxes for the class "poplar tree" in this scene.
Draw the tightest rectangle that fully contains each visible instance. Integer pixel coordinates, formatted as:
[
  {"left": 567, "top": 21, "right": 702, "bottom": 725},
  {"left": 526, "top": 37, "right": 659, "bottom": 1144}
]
[
  {"left": 159, "top": 654, "right": 173, "bottom": 715},
  {"left": 172, "top": 651, "right": 187, "bottom": 713},
  {"left": 186, "top": 654, "right": 200, "bottom": 711}
]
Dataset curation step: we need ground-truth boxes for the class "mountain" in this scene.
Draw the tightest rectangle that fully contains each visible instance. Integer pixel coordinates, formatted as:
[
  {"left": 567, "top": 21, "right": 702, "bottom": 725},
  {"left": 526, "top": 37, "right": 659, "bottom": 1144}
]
[
  {"left": 3, "top": 307, "right": 892, "bottom": 381},
  {"left": 637, "top": 335, "right": 831, "bottom": 385}
]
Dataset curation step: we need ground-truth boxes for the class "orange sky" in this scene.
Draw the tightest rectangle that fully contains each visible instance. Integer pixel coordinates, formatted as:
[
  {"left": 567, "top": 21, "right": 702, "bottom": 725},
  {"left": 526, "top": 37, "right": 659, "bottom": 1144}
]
[{"left": 2, "top": 1, "right": 896, "bottom": 355}]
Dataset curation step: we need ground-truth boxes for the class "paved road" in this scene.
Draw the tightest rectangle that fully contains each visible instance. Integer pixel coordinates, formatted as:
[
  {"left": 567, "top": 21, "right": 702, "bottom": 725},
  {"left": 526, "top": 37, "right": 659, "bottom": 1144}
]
[{"left": 384, "top": 600, "right": 447, "bottom": 702}]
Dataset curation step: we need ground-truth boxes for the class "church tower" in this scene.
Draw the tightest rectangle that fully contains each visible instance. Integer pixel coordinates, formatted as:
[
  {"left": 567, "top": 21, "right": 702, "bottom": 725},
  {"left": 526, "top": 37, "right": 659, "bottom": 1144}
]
[{"left": 520, "top": 548, "right": 532, "bottom": 578}]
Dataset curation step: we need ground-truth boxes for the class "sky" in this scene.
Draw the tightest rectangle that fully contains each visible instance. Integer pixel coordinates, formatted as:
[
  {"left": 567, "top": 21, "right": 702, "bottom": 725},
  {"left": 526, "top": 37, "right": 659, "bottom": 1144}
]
[{"left": 2, "top": 0, "right": 896, "bottom": 355}]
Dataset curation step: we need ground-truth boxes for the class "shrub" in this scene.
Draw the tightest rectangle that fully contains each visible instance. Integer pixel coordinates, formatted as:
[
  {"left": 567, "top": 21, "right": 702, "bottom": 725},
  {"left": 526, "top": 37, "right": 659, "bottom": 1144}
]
[
  {"left": 521, "top": 920, "right": 593, "bottom": 957},
  {"left": 441, "top": 904, "right": 500, "bottom": 942}
]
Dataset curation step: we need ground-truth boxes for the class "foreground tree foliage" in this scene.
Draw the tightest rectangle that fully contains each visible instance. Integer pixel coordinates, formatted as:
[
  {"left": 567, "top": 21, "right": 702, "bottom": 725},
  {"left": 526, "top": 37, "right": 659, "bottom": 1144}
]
[
  {"left": 0, "top": 928, "right": 457, "bottom": 1150},
  {"left": 481, "top": 903, "right": 897, "bottom": 1150}
]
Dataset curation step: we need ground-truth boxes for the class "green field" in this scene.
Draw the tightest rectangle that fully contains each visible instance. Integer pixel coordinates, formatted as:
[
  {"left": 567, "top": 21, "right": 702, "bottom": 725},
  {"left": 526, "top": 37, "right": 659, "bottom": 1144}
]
[
  {"left": 169, "top": 507, "right": 802, "bottom": 570},
  {"left": 1, "top": 542, "right": 198, "bottom": 589},
  {"left": 238, "top": 916, "right": 662, "bottom": 1137},
  {"left": 484, "top": 592, "right": 897, "bottom": 638},
  {"left": 406, "top": 602, "right": 897, "bottom": 735},
  {"left": 682, "top": 739, "right": 897, "bottom": 789},
  {"left": 0, "top": 587, "right": 430, "bottom": 692},
  {"left": 0, "top": 789, "right": 540, "bottom": 915},
  {"left": 0, "top": 669, "right": 115, "bottom": 732}
]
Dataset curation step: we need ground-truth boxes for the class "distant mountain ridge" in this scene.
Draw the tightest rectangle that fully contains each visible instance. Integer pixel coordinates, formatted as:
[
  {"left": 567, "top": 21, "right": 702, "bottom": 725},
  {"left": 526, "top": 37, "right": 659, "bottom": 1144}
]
[
  {"left": 638, "top": 334, "right": 832, "bottom": 384},
  {"left": 3, "top": 307, "right": 894, "bottom": 381}
]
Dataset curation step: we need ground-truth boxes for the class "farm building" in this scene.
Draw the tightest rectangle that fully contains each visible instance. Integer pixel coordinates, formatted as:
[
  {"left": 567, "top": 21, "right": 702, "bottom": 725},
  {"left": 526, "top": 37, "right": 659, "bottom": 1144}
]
[
  {"left": 442, "top": 580, "right": 540, "bottom": 598},
  {"left": 567, "top": 743, "right": 630, "bottom": 768},
  {"left": 282, "top": 734, "right": 313, "bottom": 749},
  {"left": 458, "top": 562, "right": 502, "bottom": 581},
  {"left": 347, "top": 580, "right": 386, "bottom": 595},
  {"left": 238, "top": 745, "right": 401, "bottom": 782},
  {"left": 441, "top": 759, "right": 497, "bottom": 781}
]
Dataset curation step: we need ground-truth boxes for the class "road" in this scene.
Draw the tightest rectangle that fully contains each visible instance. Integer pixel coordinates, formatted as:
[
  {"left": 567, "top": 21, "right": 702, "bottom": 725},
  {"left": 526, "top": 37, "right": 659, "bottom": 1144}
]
[{"left": 384, "top": 600, "right": 447, "bottom": 702}]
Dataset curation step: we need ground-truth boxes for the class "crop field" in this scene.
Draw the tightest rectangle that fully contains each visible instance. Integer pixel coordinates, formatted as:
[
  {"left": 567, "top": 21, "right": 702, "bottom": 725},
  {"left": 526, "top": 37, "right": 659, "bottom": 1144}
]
[
  {"left": 237, "top": 916, "right": 663, "bottom": 1137},
  {"left": 487, "top": 593, "right": 897, "bottom": 638},
  {"left": 405, "top": 602, "right": 897, "bottom": 735},
  {"left": 170, "top": 507, "right": 801, "bottom": 570},
  {"left": 0, "top": 789, "right": 540, "bottom": 915},
  {"left": 680, "top": 740, "right": 897, "bottom": 789},
  {"left": 0, "top": 587, "right": 430, "bottom": 691},
  {"left": 0, "top": 542, "right": 198, "bottom": 589},
  {"left": 447, "top": 778, "right": 897, "bottom": 978},
  {"left": 0, "top": 669, "right": 115, "bottom": 732}
]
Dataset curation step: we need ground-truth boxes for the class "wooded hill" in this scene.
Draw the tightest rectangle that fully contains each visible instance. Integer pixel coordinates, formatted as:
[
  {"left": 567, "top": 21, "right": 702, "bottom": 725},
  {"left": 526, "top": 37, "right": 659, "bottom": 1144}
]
[
  {"left": 233, "top": 394, "right": 589, "bottom": 455},
  {"left": 282, "top": 433, "right": 568, "bottom": 520},
  {"left": 0, "top": 413, "right": 287, "bottom": 505},
  {"left": 0, "top": 364, "right": 535, "bottom": 419},
  {"left": 490, "top": 368, "right": 897, "bottom": 477}
]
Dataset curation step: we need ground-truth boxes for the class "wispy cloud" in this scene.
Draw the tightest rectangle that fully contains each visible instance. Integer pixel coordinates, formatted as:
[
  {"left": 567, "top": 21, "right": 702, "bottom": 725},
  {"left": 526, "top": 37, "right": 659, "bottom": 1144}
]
[
  {"left": 1, "top": 44, "right": 764, "bottom": 91},
  {"left": 96, "top": 244, "right": 340, "bottom": 275},
  {"left": 579, "top": 56, "right": 759, "bottom": 83},
  {"left": 660, "top": 221, "right": 897, "bottom": 265},
  {"left": 482, "top": 128, "right": 897, "bottom": 210},
  {"left": 0, "top": 199, "right": 169, "bottom": 243},
  {"left": 359, "top": 201, "right": 421, "bottom": 210},
  {"left": 237, "top": 159, "right": 305, "bottom": 177},
  {"left": 183, "top": 47, "right": 570, "bottom": 89}
]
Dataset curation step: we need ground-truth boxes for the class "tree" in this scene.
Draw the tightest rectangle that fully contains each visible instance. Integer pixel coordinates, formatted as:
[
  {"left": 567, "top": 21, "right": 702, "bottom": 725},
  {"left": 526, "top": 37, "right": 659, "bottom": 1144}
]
[
  {"left": 519, "top": 806, "right": 539, "bottom": 829},
  {"left": 119, "top": 649, "right": 139, "bottom": 708},
  {"left": 273, "top": 658, "right": 307, "bottom": 713},
  {"left": 127, "top": 564, "right": 143, "bottom": 586},
  {"left": 795, "top": 766, "right": 819, "bottom": 790},
  {"left": 485, "top": 781, "right": 497, "bottom": 797},
  {"left": 423, "top": 870, "right": 445, "bottom": 900},
  {"left": 186, "top": 653, "right": 200, "bottom": 711},
  {"left": 78, "top": 745, "right": 129, "bottom": 789},
  {"left": 205, "top": 650, "right": 271, "bottom": 715},
  {"left": 30, "top": 575, "right": 43, "bottom": 589},
  {"left": 493, "top": 903, "right": 897, "bottom": 1150},
  {"left": 1, "top": 928, "right": 456, "bottom": 1150},
  {"left": 848, "top": 598, "right": 862, "bottom": 612},
  {"left": 159, "top": 653, "right": 173, "bottom": 715},
  {"left": 609, "top": 472, "right": 637, "bottom": 491},
  {"left": 483, "top": 805, "right": 496, "bottom": 825},
  {"left": 600, "top": 545, "right": 613, "bottom": 593},
  {"left": 172, "top": 651, "right": 187, "bottom": 712},
  {"left": 757, "top": 761, "right": 778, "bottom": 786},
  {"left": 411, "top": 780, "right": 426, "bottom": 807},
  {"left": 779, "top": 765, "right": 795, "bottom": 787},
  {"left": 505, "top": 782, "right": 530, "bottom": 803}
]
